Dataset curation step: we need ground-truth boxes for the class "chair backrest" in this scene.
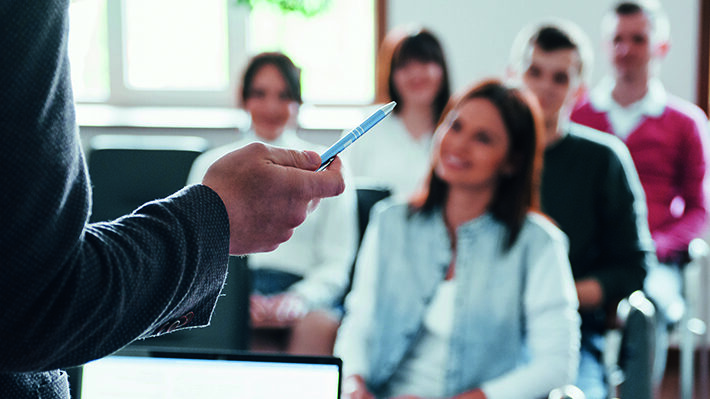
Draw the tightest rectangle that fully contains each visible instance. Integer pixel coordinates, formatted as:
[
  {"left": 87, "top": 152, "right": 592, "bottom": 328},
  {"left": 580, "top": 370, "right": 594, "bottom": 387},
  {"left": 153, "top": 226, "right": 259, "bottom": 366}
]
[
  {"left": 354, "top": 185, "right": 393, "bottom": 245},
  {"left": 616, "top": 290, "right": 656, "bottom": 399},
  {"left": 86, "top": 134, "right": 209, "bottom": 223},
  {"left": 339, "top": 184, "right": 392, "bottom": 304}
]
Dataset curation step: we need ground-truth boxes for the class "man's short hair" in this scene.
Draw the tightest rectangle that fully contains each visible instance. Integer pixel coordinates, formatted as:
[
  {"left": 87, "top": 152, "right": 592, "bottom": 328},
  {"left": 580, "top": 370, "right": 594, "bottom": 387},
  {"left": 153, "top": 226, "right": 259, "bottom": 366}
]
[
  {"left": 603, "top": 0, "right": 670, "bottom": 44},
  {"left": 509, "top": 19, "right": 593, "bottom": 84}
]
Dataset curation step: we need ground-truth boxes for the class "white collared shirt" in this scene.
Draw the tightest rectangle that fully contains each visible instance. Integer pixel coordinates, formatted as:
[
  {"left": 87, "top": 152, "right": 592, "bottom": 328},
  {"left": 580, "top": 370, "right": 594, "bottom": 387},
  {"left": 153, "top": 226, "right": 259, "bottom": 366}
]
[
  {"left": 589, "top": 77, "right": 667, "bottom": 140},
  {"left": 343, "top": 114, "right": 433, "bottom": 200}
]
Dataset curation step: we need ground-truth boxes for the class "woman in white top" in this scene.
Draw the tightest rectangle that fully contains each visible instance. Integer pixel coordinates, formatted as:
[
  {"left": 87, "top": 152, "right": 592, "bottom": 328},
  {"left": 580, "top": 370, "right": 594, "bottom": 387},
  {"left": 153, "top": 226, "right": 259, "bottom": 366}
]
[
  {"left": 188, "top": 52, "right": 358, "bottom": 355},
  {"left": 345, "top": 27, "right": 451, "bottom": 199}
]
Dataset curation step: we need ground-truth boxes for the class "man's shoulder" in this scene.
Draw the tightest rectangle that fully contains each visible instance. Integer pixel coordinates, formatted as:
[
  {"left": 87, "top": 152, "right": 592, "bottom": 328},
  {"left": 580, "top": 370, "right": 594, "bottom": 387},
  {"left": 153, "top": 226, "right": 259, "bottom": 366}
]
[
  {"left": 663, "top": 94, "right": 709, "bottom": 127},
  {"left": 566, "top": 123, "right": 628, "bottom": 158},
  {"left": 572, "top": 98, "right": 602, "bottom": 114},
  {"left": 570, "top": 98, "right": 611, "bottom": 131},
  {"left": 524, "top": 212, "right": 567, "bottom": 238}
]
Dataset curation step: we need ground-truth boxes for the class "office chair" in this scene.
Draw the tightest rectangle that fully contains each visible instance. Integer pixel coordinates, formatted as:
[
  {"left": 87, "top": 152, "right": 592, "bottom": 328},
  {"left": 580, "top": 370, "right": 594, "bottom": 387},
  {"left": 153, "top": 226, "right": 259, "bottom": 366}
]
[
  {"left": 612, "top": 290, "right": 657, "bottom": 399},
  {"left": 340, "top": 183, "right": 392, "bottom": 303},
  {"left": 678, "top": 238, "right": 710, "bottom": 399},
  {"left": 607, "top": 238, "right": 710, "bottom": 399},
  {"left": 86, "top": 134, "right": 209, "bottom": 223}
]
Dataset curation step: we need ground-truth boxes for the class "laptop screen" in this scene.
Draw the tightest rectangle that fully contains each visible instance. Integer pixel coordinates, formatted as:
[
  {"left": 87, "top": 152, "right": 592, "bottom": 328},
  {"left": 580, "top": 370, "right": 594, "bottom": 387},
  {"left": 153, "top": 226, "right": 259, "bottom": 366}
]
[{"left": 77, "top": 350, "right": 342, "bottom": 399}]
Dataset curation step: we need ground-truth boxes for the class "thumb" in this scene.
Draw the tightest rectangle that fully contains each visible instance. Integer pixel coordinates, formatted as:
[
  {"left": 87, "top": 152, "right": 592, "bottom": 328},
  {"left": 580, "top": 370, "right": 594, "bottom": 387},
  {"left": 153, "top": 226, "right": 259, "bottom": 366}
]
[
  {"left": 301, "top": 156, "right": 345, "bottom": 199},
  {"left": 269, "top": 147, "right": 322, "bottom": 171},
  {"left": 268, "top": 147, "right": 345, "bottom": 199}
]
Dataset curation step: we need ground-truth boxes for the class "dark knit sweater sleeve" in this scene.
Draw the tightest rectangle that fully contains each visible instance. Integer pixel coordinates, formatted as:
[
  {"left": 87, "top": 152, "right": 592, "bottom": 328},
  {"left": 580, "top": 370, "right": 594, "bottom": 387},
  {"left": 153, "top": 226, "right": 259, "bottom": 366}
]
[
  {"left": 0, "top": 0, "right": 230, "bottom": 373},
  {"left": 586, "top": 133, "right": 651, "bottom": 305},
  {"left": 542, "top": 125, "right": 652, "bottom": 315}
]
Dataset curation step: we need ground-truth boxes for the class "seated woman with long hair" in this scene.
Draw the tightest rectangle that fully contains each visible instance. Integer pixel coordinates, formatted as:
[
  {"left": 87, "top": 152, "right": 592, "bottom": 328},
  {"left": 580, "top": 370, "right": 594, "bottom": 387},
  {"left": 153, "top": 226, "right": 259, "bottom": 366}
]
[
  {"left": 188, "top": 52, "right": 358, "bottom": 355},
  {"left": 345, "top": 26, "right": 451, "bottom": 199},
  {"left": 334, "top": 79, "right": 580, "bottom": 399}
]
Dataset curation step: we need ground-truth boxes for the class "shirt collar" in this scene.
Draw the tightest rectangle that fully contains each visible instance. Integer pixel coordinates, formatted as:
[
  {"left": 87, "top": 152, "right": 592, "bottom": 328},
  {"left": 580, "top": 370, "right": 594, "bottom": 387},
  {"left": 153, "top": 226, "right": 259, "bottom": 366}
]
[{"left": 590, "top": 76, "right": 667, "bottom": 117}]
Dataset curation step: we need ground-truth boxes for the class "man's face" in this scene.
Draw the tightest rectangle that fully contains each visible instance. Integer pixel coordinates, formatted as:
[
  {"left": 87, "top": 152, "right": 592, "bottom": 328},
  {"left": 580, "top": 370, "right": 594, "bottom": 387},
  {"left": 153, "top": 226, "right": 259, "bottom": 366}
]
[
  {"left": 521, "top": 46, "right": 581, "bottom": 126},
  {"left": 608, "top": 12, "right": 654, "bottom": 80}
]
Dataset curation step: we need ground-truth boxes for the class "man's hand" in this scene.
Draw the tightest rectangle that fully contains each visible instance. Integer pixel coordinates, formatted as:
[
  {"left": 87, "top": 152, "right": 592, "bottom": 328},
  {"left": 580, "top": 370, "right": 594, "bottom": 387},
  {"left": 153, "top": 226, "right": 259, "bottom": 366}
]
[
  {"left": 575, "top": 278, "right": 604, "bottom": 310},
  {"left": 202, "top": 142, "right": 344, "bottom": 254}
]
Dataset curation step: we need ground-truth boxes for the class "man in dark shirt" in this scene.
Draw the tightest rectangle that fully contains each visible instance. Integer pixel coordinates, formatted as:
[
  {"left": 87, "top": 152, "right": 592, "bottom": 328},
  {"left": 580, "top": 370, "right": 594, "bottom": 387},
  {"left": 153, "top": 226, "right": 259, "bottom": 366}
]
[
  {"left": 0, "top": 1, "right": 345, "bottom": 397},
  {"left": 508, "top": 21, "right": 655, "bottom": 398}
]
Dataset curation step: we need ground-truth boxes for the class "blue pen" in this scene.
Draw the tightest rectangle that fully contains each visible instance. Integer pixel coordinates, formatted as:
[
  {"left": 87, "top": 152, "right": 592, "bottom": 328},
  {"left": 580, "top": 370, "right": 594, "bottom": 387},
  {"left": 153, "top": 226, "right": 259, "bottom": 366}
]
[{"left": 317, "top": 101, "right": 396, "bottom": 171}]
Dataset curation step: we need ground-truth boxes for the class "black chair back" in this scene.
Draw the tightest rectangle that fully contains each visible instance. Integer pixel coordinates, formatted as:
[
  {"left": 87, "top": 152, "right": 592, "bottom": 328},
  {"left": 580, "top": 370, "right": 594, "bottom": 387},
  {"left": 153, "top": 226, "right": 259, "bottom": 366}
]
[
  {"left": 340, "top": 185, "right": 392, "bottom": 304},
  {"left": 86, "top": 134, "right": 208, "bottom": 222}
]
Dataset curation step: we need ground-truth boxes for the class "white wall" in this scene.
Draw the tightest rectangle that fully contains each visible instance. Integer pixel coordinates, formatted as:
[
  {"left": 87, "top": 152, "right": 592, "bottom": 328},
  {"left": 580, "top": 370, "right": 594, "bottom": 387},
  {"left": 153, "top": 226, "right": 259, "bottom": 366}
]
[{"left": 387, "top": 0, "right": 700, "bottom": 103}]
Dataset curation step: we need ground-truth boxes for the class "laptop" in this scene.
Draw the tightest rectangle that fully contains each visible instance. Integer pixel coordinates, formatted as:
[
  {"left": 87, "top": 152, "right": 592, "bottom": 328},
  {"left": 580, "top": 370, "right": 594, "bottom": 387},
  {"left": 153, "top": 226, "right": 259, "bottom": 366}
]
[{"left": 74, "top": 347, "right": 342, "bottom": 399}]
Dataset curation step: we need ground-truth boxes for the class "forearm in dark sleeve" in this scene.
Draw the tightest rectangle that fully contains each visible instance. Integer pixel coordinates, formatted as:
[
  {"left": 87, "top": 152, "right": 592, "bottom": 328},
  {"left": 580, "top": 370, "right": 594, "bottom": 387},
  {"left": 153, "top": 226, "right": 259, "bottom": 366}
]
[
  {"left": 0, "top": 185, "right": 230, "bottom": 373},
  {"left": 0, "top": 0, "right": 236, "bottom": 373},
  {"left": 591, "top": 153, "right": 650, "bottom": 307}
]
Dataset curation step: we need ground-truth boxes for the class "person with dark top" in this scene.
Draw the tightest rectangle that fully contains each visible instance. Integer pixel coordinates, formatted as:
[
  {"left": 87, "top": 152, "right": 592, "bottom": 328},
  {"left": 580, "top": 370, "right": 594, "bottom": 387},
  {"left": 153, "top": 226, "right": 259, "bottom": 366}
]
[
  {"left": 0, "top": 1, "right": 345, "bottom": 397},
  {"left": 571, "top": 0, "right": 710, "bottom": 386},
  {"left": 508, "top": 21, "right": 655, "bottom": 398}
]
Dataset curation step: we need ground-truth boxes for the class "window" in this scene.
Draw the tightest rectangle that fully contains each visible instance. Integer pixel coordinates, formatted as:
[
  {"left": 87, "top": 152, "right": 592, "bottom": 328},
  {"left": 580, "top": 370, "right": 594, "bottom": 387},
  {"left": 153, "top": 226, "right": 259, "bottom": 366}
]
[{"left": 68, "top": 0, "right": 377, "bottom": 107}]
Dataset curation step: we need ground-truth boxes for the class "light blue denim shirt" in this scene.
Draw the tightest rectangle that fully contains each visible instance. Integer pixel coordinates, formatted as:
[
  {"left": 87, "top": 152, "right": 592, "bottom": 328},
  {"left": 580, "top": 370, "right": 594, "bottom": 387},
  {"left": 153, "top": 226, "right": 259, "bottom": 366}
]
[{"left": 335, "top": 201, "right": 580, "bottom": 399}]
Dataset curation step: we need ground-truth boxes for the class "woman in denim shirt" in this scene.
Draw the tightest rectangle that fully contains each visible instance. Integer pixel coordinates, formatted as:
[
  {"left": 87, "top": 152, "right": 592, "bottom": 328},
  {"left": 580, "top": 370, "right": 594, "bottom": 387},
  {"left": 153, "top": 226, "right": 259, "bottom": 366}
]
[{"left": 335, "top": 80, "right": 580, "bottom": 399}]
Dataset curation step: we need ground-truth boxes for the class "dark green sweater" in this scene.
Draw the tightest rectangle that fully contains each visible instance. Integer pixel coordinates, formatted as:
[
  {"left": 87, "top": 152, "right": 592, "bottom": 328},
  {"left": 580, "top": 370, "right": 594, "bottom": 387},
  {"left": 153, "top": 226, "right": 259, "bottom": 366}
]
[{"left": 541, "top": 124, "right": 654, "bottom": 332}]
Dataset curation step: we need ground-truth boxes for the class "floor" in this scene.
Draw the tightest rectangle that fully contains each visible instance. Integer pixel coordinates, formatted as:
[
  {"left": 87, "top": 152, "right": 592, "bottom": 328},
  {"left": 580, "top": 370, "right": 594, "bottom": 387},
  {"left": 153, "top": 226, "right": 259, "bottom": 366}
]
[{"left": 657, "top": 348, "right": 710, "bottom": 398}]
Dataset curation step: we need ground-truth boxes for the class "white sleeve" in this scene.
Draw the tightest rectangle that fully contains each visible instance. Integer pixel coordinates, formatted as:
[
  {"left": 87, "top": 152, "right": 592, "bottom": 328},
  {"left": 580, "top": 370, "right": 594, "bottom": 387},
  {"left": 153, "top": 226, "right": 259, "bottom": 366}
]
[
  {"left": 288, "top": 173, "right": 358, "bottom": 308},
  {"left": 333, "top": 208, "right": 382, "bottom": 380},
  {"left": 481, "top": 236, "right": 580, "bottom": 399}
]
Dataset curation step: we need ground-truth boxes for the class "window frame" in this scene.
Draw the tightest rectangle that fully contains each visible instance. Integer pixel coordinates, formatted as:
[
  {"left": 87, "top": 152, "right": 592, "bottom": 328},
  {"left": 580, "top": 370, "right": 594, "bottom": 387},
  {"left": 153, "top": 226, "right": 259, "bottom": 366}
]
[{"left": 78, "top": 0, "right": 386, "bottom": 108}]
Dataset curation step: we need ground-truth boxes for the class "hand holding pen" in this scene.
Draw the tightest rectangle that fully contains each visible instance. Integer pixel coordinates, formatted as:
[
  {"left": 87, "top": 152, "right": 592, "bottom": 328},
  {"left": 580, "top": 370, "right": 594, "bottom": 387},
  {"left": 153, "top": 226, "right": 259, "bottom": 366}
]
[{"left": 317, "top": 101, "right": 396, "bottom": 171}]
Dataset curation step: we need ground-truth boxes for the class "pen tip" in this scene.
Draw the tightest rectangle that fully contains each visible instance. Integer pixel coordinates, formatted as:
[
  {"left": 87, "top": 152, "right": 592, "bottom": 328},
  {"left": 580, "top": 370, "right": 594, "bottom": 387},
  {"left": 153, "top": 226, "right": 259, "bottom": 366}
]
[{"left": 382, "top": 101, "right": 396, "bottom": 114}]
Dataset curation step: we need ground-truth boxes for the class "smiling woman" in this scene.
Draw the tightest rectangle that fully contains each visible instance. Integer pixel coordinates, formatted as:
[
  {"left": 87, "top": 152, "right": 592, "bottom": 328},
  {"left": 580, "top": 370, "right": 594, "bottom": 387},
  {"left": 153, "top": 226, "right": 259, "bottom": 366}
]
[{"left": 334, "top": 80, "right": 580, "bottom": 399}]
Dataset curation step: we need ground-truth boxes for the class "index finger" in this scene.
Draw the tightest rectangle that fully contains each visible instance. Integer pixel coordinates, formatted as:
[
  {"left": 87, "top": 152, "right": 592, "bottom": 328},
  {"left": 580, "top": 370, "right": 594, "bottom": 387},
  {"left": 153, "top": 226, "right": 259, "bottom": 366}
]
[{"left": 297, "top": 156, "right": 345, "bottom": 200}]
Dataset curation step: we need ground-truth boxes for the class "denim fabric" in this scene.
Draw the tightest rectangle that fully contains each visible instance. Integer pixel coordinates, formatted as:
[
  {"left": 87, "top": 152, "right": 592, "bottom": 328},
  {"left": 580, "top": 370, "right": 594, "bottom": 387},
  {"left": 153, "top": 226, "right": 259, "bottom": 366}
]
[
  {"left": 336, "top": 202, "right": 580, "bottom": 399},
  {"left": 576, "top": 332, "right": 608, "bottom": 399}
]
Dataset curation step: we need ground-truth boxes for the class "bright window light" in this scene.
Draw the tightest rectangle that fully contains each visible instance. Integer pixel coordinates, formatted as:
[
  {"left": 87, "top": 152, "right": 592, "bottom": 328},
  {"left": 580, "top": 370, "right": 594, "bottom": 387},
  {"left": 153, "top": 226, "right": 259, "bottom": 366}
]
[
  {"left": 68, "top": 0, "right": 110, "bottom": 101},
  {"left": 248, "top": 0, "right": 375, "bottom": 104},
  {"left": 68, "top": 0, "right": 376, "bottom": 106},
  {"left": 123, "top": 0, "right": 229, "bottom": 90}
]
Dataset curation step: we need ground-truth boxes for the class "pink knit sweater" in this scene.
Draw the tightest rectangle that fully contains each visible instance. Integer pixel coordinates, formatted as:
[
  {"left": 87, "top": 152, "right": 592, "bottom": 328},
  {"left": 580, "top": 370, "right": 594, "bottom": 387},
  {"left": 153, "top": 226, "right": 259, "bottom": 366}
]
[{"left": 572, "top": 95, "right": 709, "bottom": 262}]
